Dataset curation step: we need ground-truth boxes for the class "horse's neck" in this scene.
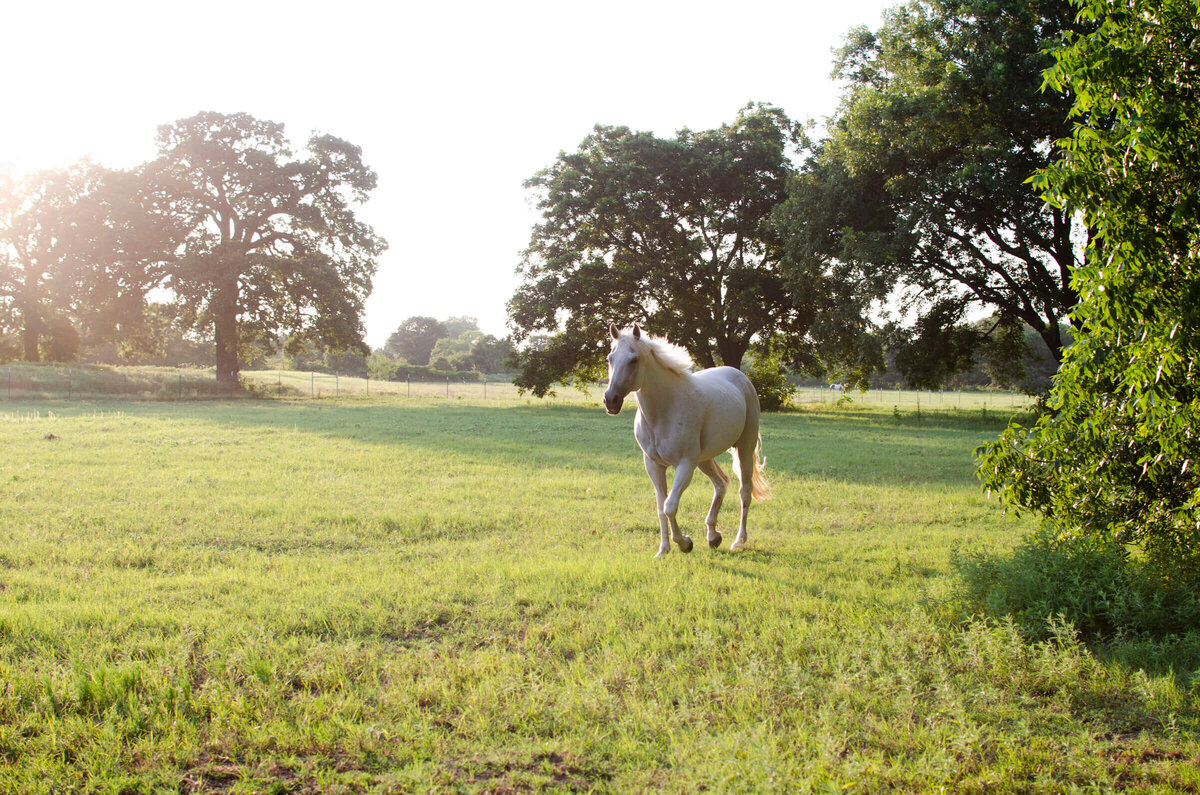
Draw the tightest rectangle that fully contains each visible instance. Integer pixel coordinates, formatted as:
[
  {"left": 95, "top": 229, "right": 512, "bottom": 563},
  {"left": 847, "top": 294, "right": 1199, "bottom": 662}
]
[{"left": 635, "top": 361, "right": 691, "bottom": 420}]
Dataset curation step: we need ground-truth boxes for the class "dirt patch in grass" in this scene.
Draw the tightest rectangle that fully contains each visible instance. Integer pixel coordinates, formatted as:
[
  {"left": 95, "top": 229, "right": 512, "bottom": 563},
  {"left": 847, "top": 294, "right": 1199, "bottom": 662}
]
[{"left": 444, "top": 750, "right": 613, "bottom": 792}]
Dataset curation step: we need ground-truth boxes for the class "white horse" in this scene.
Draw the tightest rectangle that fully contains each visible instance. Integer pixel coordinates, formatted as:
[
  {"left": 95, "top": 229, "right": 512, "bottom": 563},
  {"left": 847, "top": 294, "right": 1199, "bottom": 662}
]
[{"left": 602, "top": 323, "right": 770, "bottom": 557}]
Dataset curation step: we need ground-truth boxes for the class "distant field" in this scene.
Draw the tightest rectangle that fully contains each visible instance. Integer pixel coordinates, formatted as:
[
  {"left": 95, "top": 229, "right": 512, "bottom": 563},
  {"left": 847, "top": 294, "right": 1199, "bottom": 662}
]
[{"left": 1, "top": 395, "right": 1195, "bottom": 791}]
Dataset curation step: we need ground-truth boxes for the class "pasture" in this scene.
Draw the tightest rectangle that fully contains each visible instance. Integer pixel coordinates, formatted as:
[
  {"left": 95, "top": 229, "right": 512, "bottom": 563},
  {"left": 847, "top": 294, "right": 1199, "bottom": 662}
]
[{"left": 1, "top": 393, "right": 1196, "bottom": 792}]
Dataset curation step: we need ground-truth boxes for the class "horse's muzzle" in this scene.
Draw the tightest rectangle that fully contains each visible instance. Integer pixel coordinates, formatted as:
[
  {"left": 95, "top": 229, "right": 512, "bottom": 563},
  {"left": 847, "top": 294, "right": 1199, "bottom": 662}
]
[{"left": 603, "top": 391, "right": 624, "bottom": 415}]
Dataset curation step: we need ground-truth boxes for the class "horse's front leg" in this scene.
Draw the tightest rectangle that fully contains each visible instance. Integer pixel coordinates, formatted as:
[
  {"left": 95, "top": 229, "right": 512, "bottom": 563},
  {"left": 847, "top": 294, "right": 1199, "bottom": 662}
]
[
  {"left": 663, "top": 458, "right": 696, "bottom": 553},
  {"left": 644, "top": 456, "right": 672, "bottom": 558},
  {"left": 697, "top": 459, "right": 728, "bottom": 549}
]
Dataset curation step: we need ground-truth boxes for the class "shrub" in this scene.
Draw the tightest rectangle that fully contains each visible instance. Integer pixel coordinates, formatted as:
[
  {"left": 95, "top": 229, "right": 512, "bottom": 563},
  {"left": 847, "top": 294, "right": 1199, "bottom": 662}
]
[
  {"left": 743, "top": 348, "right": 795, "bottom": 411},
  {"left": 949, "top": 525, "right": 1200, "bottom": 642}
]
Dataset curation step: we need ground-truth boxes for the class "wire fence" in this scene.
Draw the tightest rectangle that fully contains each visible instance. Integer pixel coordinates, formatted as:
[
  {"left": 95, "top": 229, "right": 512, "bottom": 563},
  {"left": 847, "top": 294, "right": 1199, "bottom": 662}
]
[
  {"left": 2, "top": 364, "right": 241, "bottom": 401},
  {"left": 790, "top": 386, "right": 1035, "bottom": 414},
  {"left": 1, "top": 363, "right": 1037, "bottom": 415},
  {"left": 241, "top": 369, "right": 531, "bottom": 400}
]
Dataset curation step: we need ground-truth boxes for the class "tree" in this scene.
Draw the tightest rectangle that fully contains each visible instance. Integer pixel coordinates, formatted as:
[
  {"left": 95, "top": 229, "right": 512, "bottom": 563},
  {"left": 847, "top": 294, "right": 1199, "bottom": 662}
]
[
  {"left": 1, "top": 165, "right": 93, "bottom": 361},
  {"left": 430, "top": 330, "right": 481, "bottom": 371},
  {"left": 145, "top": 112, "right": 385, "bottom": 385},
  {"left": 385, "top": 315, "right": 447, "bottom": 365},
  {"left": 978, "top": 0, "right": 1200, "bottom": 577},
  {"left": 508, "top": 104, "right": 826, "bottom": 396},
  {"left": 776, "top": 0, "right": 1086, "bottom": 387},
  {"left": 442, "top": 316, "right": 479, "bottom": 339},
  {"left": 470, "top": 334, "right": 514, "bottom": 374},
  {"left": 53, "top": 167, "right": 180, "bottom": 359}
]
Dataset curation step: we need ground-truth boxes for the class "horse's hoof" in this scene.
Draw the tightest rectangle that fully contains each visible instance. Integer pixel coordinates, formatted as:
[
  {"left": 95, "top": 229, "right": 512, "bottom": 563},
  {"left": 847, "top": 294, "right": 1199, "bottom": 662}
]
[
  {"left": 730, "top": 539, "right": 745, "bottom": 552},
  {"left": 678, "top": 536, "right": 693, "bottom": 553},
  {"left": 654, "top": 548, "right": 669, "bottom": 559},
  {"left": 708, "top": 531, "right": 722, "bottom": 549}
]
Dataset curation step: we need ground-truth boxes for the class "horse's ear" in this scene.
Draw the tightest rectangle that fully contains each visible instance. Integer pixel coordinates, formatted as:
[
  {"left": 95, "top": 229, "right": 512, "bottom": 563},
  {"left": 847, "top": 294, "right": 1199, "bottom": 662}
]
[
  {"left": 632, "top": 323, "right": 641, "bottom": 339},
  {"left": 609, "top": 323, "right": 620, "bottom": 340}
]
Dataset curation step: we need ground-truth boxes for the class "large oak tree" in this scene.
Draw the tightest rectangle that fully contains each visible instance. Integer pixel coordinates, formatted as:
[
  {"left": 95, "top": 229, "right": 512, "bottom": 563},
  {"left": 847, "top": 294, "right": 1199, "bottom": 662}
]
[
  {"left": 508, "top": 104, "right": 836, "bottom": 396},
  {"left": 145, "top": 112, "right": 385, "bottom": 384},
  {"left": 776, "top": 0, "right": 1087, "bottom": 387}
]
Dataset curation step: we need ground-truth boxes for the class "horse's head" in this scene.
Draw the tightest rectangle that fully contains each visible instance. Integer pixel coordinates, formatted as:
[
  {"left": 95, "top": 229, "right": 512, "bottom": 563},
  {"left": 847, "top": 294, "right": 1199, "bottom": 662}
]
[{"left": 603, "top": 322, "right": 643, "bottom": 415}]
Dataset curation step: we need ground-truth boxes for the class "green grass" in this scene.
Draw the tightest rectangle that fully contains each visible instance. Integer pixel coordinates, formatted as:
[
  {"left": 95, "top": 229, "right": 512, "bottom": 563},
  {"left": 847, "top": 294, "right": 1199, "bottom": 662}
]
[{"left": 0, "top": 396, "right": 1196, "bottom": 792}]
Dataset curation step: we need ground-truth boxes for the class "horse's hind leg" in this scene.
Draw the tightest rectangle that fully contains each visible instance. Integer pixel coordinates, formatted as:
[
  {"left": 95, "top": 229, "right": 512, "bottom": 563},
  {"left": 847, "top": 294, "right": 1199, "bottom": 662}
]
[
  {"left": 697, "top": 459, "right": 728, "bottom": 549},
  {"left": 731, "top": 442, "right": 755, "bottom": 552}
]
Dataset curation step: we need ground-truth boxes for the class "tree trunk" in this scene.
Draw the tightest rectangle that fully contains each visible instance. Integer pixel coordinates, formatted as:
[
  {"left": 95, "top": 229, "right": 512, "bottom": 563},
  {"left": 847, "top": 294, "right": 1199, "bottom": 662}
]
[
  {"left": 212, "top": 278, "right": 240, "bottom": 387},
  {"left": 1037, "top": 322, "right": 1066, "bottom": 367},
  {"left": 19, "top": 299, "right": 41, "bottom": 362},
  {"left": 716, "top": 337, "right": 748, "bottom": 370}
]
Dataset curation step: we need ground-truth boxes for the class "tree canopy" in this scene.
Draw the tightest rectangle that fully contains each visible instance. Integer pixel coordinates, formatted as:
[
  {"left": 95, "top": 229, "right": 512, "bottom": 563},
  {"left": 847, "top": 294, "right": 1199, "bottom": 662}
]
[
  {"left": 775, "top": 0, "right": 1086, "bottom": 388},
  {"left": 508, "top": 104, "right": 823, "bottom": 396},
  {"left": 385, "top": 316, "right": 448, "bottom": 365},
  {"left": 978, "top": 0, "right": 1200, "bottom": 578}
]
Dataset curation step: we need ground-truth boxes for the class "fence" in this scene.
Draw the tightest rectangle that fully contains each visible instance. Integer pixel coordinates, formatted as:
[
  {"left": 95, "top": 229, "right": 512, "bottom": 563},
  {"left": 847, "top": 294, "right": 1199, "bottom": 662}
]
[
  {"left": 242, "top": 370, "right": 531, "bottom": 400},
  {"left": 790, "top": 386, "right": 1034, "bottom": 414},
  {"left": 2, "top": 364, "right": 242, "bottom": 401},
  {"left": 1, "top": 363, "right": 1037, "bottom": 414}
]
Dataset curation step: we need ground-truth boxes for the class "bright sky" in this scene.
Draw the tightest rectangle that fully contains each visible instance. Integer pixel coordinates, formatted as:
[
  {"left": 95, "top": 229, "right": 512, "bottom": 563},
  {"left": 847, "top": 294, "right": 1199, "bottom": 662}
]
[{"left": 3, "top": 0, "right": 895, "bottom": 348}]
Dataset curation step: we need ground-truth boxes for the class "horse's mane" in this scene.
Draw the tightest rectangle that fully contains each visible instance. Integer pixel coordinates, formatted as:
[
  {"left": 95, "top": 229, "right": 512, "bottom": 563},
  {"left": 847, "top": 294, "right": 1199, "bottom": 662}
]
[{"left": 625, "top": 329, "right": 694, "bottom": 375}]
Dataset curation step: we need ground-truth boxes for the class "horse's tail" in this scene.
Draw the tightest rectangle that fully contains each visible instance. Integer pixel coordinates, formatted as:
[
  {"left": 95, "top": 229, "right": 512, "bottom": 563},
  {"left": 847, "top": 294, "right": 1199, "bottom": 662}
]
[{"left": 731, "top": 434, "right": 771, "bottom": 502}]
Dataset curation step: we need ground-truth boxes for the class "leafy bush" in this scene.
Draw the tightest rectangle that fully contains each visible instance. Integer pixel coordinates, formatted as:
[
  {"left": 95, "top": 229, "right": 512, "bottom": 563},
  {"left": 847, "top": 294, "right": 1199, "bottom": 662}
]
[
  {"left": 949, "top": 526, "right": 1200, "bottom": 642},
  {"left": 978, "top": 0, "right": 1200, "bottom": 585},
  {"left": 742, "top": 348, "right": 795, "bottom": 411},
  {"left": 366, "top": 355, "right": 482, "bottom": 383}
]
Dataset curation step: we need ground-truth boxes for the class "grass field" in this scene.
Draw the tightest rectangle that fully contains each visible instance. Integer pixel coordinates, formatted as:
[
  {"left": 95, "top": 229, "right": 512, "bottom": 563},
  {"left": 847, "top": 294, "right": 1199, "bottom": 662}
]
[{"left": 1, "top": 392, "right": 1197, "bottom": 792}]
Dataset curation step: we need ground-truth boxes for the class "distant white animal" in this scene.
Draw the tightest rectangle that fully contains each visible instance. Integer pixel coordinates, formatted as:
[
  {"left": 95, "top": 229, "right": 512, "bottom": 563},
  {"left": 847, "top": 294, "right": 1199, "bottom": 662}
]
[
  {"left": 830, "top": 382, "right": 847, "bottom": 391},
  {"left": 602, "top": 323, "right": 770, "bottom": 557}
]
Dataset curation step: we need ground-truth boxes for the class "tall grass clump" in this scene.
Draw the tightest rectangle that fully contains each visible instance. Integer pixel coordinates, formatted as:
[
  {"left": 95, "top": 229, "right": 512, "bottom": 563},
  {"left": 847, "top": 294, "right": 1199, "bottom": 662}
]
[{"left": 949, "top": 525, "right": 1200, "bottom": 645}]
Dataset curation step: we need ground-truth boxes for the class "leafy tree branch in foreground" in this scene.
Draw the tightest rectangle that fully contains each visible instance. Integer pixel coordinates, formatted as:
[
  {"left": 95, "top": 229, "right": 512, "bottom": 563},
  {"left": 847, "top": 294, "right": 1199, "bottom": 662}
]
[{"left": 978, "top": 0, "right": 1200, "bottom": 579}]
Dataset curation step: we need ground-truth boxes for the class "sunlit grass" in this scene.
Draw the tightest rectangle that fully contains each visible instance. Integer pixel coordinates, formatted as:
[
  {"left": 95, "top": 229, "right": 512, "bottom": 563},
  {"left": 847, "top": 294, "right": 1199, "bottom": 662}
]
[{"left": 0, "top": 397, "right": 1194, "bottom": 791}]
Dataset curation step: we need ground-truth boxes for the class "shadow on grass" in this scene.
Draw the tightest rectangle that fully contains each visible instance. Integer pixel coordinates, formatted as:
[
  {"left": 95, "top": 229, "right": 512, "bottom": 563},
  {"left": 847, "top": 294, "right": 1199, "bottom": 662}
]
[{"left": 96, "top": 398, "right": 1017, "bottom": 492}]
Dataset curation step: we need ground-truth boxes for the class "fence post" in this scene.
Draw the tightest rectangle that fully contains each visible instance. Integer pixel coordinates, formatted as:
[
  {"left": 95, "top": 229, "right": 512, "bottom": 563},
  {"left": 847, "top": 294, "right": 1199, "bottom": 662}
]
[
  {"left": 67, "top": 368, "right": 72, "bottom": 401},
  {"left": 407, "top": 375, "right": 410, "bottom": 397},
  {"left": 365, "top": 373, "right": 369, "bottom": 397},
  {"left": 335, "top": 372, "right": 339, "bottom": 397},
  {"left": 483, "top": 376, "right": 486, "bottom": 399},
  {"left": 446, "top": 377, "right": 450, "bottom": 398},
  {"left": 311, "top": 371, "right": 315, "bottom": 399},
  {"left": 178, "top": 370, "right": 182, "bottom": 400}
]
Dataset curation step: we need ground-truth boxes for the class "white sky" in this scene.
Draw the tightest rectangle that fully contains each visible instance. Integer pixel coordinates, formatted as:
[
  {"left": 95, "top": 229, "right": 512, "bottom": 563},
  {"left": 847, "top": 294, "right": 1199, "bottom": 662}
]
[{"left": 2, "top": 0, "right": 895, "bottom": 348}]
